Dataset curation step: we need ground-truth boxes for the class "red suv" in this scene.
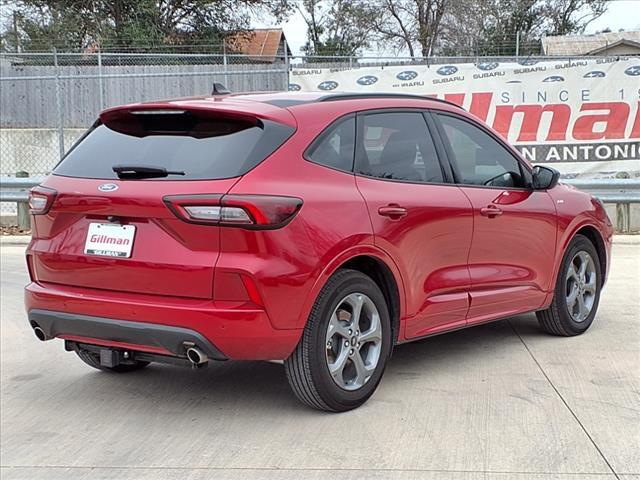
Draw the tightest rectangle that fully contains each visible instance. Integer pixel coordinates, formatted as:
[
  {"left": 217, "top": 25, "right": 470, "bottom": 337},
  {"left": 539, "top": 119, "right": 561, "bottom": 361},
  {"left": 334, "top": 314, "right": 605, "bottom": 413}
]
[{"left": 25, "top": 91, "right": 613, "bottom": 411}]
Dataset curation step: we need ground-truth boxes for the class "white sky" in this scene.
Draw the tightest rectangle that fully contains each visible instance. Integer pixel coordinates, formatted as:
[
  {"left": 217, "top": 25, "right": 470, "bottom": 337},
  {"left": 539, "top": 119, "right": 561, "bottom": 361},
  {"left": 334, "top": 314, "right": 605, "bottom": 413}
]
[
  {"left": 584, "top": 0, "right": 640, "bottom": 33},
  {"left": 261, "top": 0, "right": 640, "bottom": 57}
]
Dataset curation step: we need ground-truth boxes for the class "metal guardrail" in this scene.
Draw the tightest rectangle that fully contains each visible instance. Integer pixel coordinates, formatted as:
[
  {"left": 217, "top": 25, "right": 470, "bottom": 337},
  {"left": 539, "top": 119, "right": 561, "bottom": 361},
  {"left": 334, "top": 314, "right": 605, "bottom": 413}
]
[
  {"left": 0, "top": 177, "right": 46, "bottom": 202},
  {"left": 563, "top": 179, "right": 640, "bottom": 204},
  {"left": 1, "top": 176, "right": 639, "bottom": 231},
  {"left": 0, "top": 177, "right": 45, "bottom": 229}
]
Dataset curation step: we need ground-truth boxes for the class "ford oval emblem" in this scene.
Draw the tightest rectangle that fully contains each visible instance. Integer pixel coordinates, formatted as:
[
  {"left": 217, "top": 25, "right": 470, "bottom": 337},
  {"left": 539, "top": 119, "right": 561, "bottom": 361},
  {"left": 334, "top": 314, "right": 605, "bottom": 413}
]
[{"left": 98, "top": 183, "right": 118, "bottom": 192}]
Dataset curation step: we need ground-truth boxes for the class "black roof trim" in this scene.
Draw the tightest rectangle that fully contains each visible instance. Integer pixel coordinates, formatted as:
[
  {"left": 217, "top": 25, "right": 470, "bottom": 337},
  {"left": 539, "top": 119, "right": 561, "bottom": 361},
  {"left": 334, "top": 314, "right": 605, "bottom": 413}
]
[
  {"left": 317, "top": 93, "right": 464, "bottom": 109},
  {"left": 262, "top": 99, "right": 315, "bottom": 108}
]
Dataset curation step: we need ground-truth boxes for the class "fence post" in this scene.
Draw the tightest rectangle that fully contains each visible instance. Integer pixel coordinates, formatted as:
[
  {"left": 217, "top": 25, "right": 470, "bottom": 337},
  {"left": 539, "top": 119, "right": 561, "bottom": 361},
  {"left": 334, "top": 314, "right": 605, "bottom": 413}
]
[
  {"left": 53, "top": 48, "right": 65, "bottom": 160},
  {"left": 15, "top": 170, "right": 30, "bottom": 231},
  {"left": 223, "top": 38, "right": 229, "bottom": 87},
  {"left": 97, "top": 46, "right": 104, "bottom": 110},
  {"left": 617, "top": 202, "right": 630, "bottom": 233},
  {"left": 284, "top": 44, "right": 289, "bottom": 90}
]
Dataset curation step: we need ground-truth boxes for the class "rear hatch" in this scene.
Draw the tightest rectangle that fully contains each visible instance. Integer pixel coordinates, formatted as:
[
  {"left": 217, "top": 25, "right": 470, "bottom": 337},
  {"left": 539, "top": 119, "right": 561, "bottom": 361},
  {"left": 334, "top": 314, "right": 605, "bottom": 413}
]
[{"left": 29, "top": 101, "right": 295, "bottom": 299}]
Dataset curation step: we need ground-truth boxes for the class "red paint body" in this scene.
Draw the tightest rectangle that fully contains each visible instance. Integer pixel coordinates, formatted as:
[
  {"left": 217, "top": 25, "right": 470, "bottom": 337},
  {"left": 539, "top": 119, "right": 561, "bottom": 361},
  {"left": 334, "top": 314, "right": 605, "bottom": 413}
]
[{"left": 25, "top": 93, "right": 613, "bottom": 361}]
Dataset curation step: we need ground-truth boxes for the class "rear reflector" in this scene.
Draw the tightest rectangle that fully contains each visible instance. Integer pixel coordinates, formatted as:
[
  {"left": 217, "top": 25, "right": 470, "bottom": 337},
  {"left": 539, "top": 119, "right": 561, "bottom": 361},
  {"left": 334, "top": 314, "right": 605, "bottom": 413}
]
[
  {"left": 164, "top": 194, "right": 302, "bottom": 229},
  {"left": 28, "top": 186, "right": 57, "bottom": 215},
  {"left": 26, "top": 253, "right": 36, "bottom": 281}
]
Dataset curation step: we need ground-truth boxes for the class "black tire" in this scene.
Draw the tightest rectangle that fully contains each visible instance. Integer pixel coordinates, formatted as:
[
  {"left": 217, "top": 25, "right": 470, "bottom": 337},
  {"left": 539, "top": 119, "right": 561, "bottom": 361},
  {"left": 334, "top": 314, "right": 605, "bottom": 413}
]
[
  {"left": 284, "top": 269, "right": 392, "bottom": 412},
  {"left": 75, "top": 349, "right": 150, "bottom": 373},
  {"left": 536, "top": 234, "right": 602, "bottom": 336}
]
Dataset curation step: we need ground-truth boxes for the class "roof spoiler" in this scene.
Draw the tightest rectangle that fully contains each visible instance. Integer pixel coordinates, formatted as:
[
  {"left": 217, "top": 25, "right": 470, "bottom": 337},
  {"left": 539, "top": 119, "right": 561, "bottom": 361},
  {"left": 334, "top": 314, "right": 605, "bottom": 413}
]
[{"left": 99, "top": 104, "right": 260, "bottom": 138}]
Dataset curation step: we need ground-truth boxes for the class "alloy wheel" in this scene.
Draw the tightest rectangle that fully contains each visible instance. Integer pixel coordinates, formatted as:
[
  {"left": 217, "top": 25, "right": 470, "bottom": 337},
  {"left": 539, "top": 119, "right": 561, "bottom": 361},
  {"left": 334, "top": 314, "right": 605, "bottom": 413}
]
[
  {"left": 565, "top": 251, "right": 597, "bottom": 322},
  {"left": 325, "top": 292, "right": 383, "bottom": 391}
]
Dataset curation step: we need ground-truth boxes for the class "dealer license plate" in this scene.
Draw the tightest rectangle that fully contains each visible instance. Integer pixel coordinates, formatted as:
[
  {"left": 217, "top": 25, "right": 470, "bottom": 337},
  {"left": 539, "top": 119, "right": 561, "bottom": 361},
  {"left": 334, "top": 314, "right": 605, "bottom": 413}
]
[{"left": 84, "top": 223, "right": 136, "bottom": 258}]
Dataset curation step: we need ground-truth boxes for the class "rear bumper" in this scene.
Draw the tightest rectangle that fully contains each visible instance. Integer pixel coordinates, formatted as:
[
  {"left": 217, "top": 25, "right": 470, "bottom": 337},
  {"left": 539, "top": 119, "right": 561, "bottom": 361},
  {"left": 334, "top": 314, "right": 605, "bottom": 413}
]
[
  {"left": 25, "top": 282, "right": 302, "bottom": 361},
  {"left": 29, "top": 309, "right": 227, "bottom": 360}
]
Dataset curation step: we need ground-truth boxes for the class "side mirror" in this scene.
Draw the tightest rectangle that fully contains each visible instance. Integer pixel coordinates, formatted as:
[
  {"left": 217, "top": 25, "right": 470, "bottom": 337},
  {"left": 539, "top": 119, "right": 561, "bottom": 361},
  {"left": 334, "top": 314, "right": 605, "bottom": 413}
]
[{"left": 532, "top": 165, "right": 560, "bottom": 190}]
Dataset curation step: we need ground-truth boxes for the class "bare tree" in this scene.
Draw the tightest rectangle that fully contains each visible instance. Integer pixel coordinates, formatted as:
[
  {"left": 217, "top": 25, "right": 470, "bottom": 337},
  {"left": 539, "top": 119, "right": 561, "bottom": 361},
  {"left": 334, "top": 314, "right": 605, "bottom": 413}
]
[
  {"left": 543, "top": 0, "right": 609, "bottom": 35},
  {"left": 440, "top": 0, "right": 609, "bottom": 56},
  {"left": 357, "top": 0, "right": 448, "bottom": 58}
]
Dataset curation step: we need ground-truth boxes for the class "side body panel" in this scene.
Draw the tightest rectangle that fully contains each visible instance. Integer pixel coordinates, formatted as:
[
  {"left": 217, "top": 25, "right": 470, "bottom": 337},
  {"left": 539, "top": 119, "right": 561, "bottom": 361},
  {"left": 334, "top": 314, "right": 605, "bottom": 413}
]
[
  {"left": 459, "top": 186, "right": 558, "bottom": 323},
  {"left": 355, "top": 178, "right": 474, "bottom": 339}
]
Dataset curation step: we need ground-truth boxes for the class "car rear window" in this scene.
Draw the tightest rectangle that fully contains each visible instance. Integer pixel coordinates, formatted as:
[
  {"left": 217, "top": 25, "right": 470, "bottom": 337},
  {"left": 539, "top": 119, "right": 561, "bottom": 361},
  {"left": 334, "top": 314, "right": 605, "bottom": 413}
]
[{"left": 53, "top": 112, "right": 294, "bottom": 180}]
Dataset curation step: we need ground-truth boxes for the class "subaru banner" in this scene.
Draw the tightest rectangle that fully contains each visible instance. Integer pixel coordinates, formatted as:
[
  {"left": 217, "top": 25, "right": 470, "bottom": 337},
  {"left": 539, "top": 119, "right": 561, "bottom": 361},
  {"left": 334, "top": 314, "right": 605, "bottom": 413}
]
[{"left": 291, "top": 58, "right": 640, "bottom": 178}]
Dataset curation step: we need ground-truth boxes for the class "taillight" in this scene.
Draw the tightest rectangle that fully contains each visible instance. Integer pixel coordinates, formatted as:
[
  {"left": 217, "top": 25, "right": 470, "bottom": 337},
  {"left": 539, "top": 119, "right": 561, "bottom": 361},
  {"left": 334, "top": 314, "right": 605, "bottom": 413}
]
[
  {"left": 28, "top": 186, "right": 57, "bottom": 215},
  {"left": 183, "top": 205, "right": 252, "bottom": 224},
  {"left": 164, "top": 194, "right": 302, "bottom": 229}
]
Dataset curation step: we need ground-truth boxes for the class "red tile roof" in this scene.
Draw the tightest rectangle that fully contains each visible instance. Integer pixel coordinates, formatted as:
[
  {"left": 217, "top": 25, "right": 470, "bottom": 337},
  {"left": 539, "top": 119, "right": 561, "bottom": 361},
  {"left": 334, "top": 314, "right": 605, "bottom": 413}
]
[{"left": 227, "top": 29, "right": 290, "bottom": 63}]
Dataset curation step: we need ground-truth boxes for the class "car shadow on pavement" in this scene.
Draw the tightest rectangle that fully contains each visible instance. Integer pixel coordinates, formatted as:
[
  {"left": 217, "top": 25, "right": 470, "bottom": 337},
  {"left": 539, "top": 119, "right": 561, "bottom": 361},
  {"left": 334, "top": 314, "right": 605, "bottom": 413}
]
[{"left": 18, "top": 313, "right": 543, "bottom": 417}]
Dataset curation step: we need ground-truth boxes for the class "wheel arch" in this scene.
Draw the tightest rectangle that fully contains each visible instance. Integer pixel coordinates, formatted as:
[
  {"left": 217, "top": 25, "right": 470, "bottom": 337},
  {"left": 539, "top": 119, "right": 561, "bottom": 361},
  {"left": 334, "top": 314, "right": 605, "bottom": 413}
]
[
  {"left": 340, "top": 255, "right": 402, "bottom": 345},
  {"left": 552, "top": 221, "right": 608, "bottom": 293},
  {"left": 298, "top": 246, "right": 406, "bottom": 345},
  {"left": 574, "top": 225, "right": 607, "bottom": 287}
]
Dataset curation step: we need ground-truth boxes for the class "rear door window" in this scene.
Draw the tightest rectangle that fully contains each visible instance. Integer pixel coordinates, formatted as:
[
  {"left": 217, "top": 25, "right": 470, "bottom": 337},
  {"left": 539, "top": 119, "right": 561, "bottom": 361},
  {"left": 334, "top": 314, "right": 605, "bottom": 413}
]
[
  {"left": 356, "top": 112, "right": 444, "bottom": 183},
  {"left": 54, "top": 112, "right": 294, "bottom": 180}
]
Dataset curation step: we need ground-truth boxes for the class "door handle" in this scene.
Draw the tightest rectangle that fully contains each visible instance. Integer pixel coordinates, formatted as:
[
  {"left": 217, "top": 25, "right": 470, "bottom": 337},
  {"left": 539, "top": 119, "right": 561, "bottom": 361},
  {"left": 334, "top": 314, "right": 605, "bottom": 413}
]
[
  {"left": 378, "top": 205, "right": 408, "bottom": 219},
  {"left": 480, "top": 205, "right": 503, "bottom": 218}
]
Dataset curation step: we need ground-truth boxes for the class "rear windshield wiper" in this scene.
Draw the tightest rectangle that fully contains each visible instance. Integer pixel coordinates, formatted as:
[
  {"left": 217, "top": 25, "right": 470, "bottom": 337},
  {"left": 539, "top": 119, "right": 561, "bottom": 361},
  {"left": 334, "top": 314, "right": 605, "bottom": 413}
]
[{"left": 112, "top": 165, "right": 185, "bottom": 179}]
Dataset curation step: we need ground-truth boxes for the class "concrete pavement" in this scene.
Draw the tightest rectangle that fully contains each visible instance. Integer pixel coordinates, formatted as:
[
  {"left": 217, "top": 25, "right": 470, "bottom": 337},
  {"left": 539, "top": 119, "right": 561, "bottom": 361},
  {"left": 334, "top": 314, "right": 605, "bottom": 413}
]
[{"left": 1, "top": 243, "right": 638, "bottom": 480}]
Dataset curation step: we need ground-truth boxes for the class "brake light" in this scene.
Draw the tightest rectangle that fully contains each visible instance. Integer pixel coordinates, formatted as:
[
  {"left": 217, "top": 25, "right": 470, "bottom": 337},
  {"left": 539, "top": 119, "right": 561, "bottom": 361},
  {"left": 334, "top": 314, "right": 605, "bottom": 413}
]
[
  {"left": 164, "top": 194, "right": 302, "bottom": 229},
  {"left": 28, "top": 186, "right": 57, "bottom": 215},
  {"left": 183, "top": 205, "right": 253, "bottom": 224}
]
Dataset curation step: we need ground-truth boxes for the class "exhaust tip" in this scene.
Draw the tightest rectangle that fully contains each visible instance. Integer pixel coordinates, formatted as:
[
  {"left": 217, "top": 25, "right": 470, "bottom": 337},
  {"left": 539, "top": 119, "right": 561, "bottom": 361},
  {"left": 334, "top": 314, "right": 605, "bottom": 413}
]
[
  {"left": 33, "top": 326, "right": 48, "bottom": 342},
  {"left": 186, "top": 347, "right": 208, "bottom": 366}
]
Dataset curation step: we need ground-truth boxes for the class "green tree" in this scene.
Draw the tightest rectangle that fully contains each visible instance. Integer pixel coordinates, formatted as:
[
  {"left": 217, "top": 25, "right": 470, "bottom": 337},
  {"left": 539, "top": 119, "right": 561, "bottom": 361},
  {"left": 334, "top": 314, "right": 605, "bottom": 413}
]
[
  {"left": 476, "top": 0, "right": 546, "bottom": 55},
  {"left": 1, "top": 0, "right": 292, "bottom": 51},
  {"left": 299, "top": 0, "right": 371, "bottom": 58}
]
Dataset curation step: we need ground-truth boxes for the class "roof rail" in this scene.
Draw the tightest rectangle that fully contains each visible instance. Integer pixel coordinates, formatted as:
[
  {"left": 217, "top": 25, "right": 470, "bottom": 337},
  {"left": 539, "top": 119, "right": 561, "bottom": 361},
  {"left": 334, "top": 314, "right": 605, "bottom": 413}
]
[{"left": 317, "top": 92, "right": 464, "bottom": 109}]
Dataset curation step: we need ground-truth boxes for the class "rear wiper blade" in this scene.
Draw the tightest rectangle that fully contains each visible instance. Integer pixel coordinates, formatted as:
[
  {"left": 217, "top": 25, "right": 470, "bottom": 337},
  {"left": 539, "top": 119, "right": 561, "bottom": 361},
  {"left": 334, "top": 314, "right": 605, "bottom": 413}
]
[{"left": 112, "top": 165, "right": 185, "bottom": 179}]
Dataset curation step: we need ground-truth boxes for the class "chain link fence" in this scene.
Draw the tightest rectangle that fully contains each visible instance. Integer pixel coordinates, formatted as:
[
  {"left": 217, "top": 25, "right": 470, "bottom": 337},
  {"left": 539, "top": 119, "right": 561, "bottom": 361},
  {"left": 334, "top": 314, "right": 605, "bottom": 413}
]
[
  {"left": 0, "top": 50, "right": 293, "bottom": 215},
  {"left": 0, "top": 49, "right": 617, "bottom": 217}
]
